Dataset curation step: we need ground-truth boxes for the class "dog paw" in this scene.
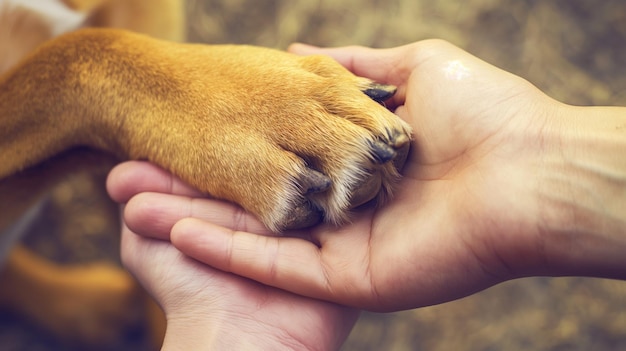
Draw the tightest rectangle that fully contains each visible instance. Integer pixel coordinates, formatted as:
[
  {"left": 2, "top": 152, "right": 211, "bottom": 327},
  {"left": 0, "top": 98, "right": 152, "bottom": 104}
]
[
  {"left": 272, "top": 77, "right": 412, "bottom": 230},
  {"left": 164, "top": 47, "right": 412, "bottom": 231},
  {"left": 98, "top": 36, "right": 411, "bottom": 231}
]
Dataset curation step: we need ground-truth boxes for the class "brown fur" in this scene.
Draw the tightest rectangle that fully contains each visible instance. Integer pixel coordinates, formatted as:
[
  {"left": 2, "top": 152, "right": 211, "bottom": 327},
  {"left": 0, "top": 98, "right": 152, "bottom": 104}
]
[
  {"left": 1, "top": 29, "right": 410, "bottom": 229},
  {"left": 0, "top": 0, "right": 409, "bottom": 346}
]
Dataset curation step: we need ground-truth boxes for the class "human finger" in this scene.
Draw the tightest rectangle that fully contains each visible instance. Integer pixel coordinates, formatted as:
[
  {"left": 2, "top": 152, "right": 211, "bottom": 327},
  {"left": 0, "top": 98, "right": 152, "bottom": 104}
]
[
  {"left": 119, "top": 220, "right": 164, "bottom": 284},
  {"left": 288, "top": 43, "right": 409, "bottom": 84},
  {"left": 288, "top": 42, "right": 423, "bottom": 109},
  {"left": 107, "top": 161, "right": 201, "bottom": 203},
  {"left": 124, "top": 192, "right": 273, "bottom": 240},
  {"left": 170, "top": 218, "right": 349, "bottom": 302}
]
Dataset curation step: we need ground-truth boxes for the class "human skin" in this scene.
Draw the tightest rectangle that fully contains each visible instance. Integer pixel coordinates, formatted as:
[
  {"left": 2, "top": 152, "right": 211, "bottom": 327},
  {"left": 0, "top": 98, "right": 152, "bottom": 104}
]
[
  {"left": 109, "top": 39, "right": 626, "bottom": 314},
  {"left": 113, "top": 180, "right": 357, "bottom": 350}
]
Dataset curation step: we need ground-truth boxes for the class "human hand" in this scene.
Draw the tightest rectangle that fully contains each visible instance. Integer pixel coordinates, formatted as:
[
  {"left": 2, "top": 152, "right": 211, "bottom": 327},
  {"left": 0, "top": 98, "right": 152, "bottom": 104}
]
[
  {"left": 107, "top": 164, "right": 358, "bottom": 350},
  {"left": 114, "top": 40, "right": 626, "bottom": 312}
]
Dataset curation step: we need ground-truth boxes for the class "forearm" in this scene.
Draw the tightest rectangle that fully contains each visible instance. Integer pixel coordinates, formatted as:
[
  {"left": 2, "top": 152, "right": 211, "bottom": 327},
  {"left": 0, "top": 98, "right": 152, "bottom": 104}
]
[{"left": 537, "top": 104, "right": 626, "bottom": 279}]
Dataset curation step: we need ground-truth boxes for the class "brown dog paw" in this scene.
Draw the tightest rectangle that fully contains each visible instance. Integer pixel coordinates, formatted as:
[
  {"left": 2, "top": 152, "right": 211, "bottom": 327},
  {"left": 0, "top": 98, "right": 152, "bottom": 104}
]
[
  {"left": 279, "top": 81, "right": 411, "bottom": 230},
  {"left": 118, "top": 41, "right": 411, "bottom": 231},
  {"left": 56, "top": 31, "right": 411, "bottom": 231},
  {"left": 239, "top": 52, "right": 412, "bottom": 230}
]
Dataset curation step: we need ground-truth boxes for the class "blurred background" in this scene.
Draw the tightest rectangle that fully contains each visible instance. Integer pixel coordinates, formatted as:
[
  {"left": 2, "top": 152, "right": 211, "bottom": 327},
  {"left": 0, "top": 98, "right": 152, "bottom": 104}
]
[{"left": 2, "top": 0, "right": 626, "bottom": 350}]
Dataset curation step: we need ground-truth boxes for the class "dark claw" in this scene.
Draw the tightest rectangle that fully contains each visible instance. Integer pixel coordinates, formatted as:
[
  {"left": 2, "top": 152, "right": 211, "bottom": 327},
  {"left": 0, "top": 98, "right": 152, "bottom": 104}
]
[
  {"left": 362, "top": 83, "right": 397, "bottom": 102},
  {"left": 369, "top": 140, "right": 397, "bottom": 164},
  {"left": 393, "top": 140, "right": 410, "bottom": 172},
  {"left": 349, "top": 172, "right": 382, "bottom": 208},
  {"left": 282, "top": 201, "right": 323, "bottom": 229},
  {"left": 300, "top": 167, "right": 331, "bottom": 194}
]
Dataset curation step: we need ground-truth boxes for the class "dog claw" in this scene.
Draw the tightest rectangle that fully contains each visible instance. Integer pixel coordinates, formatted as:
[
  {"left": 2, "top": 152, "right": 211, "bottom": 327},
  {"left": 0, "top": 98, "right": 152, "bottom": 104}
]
[
  {"left": 300, "top": 167, "right": 331, "bottom": 194},
  {"left": 283, "top": 201, "right": 322, "bottom": 229},
  {"left": 369, "top": 140, "right": 397, "bottom": 164},
  {"left": 350, "top": 173, "right": 382, "bottom": 207},
  {"left": 387, "top": 129, "right": 411, "bottom": 171},
  {"left": 393, "top": 140, "right": 410, "bottom": 171},
  {"left": 352, "top": 131, "right": 411, "bottom": 208},
  {"left": 362, "top": 83, "right": 397, "bottom": 102}
]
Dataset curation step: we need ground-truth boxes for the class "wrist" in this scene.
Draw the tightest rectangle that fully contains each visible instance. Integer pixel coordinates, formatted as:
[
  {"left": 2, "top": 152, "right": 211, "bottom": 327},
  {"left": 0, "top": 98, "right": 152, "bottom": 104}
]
[
  {"left": 160, "top": 311, "right": 332, "bottom": 351},
  {"left": 161, "top": 314, "right": 270, "bottom": 351},
  {"left": 532, "top": 103, "right": 626, "bottom": 279}
]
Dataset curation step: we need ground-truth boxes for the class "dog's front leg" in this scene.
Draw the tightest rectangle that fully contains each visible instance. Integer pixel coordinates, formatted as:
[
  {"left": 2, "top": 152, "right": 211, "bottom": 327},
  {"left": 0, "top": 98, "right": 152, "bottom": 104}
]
[
  {"left": 1, "top": 28, "right": 411, "bottom": 231},
  {"left": 0, "top": 30, "right": 122, "bottom": 179},
  {"left": 0, "top": 28, "right": 195, "bottom": 182}
]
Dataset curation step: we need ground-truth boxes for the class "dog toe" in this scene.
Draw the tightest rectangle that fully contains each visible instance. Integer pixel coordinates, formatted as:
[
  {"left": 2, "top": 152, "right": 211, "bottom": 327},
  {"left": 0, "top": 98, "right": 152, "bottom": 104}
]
[
  {"left": 393, "top": 137, "right": 411, "bottom": 171},
  {"left": 299, "top": 167, "right": 331, "bottom": 194},
  {"left": 387, "top": 127, "right": 411, "bottom": 149},
  {"left": 349, "top": 172, "right": 382, "bottom": 208},
  {"left": 384, "top": 127, "right": 411, "bottom": 171},
  {"left": 281, "top": 200, "right": 322, "bottom": 229},
  {"left": 369, "top": 139, "right": 397, "bottom": 164},
  {"left": 361, "top": 82, "right": 397, "bottom": 102}
]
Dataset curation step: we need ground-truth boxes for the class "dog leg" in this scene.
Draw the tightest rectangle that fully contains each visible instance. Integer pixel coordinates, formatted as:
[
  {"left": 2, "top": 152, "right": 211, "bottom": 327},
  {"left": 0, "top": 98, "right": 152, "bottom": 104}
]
[
  {"left": 0, "top": 28, "right": 410, "bottom": 230},
  {"left": 0, "top": 1, "right": 182, "bottom": 348}
]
